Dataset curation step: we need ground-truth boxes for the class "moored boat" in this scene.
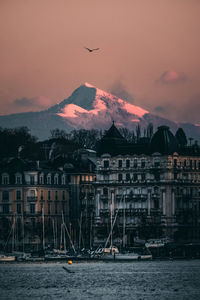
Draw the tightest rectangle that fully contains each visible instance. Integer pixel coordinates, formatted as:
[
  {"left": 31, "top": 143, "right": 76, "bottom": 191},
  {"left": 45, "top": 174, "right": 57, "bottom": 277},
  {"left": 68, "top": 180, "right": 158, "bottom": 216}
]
[{"left": 0, "top": 255, "right": 16, "bottom": 262}]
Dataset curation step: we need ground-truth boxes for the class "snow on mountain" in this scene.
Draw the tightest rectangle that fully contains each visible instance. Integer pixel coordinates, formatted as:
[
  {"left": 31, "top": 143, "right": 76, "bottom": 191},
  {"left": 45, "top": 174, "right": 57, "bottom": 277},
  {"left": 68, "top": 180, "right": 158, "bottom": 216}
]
[
  {"left": 0, "top": 82, "right": 199, "bottom": 140},
  {"left": 56, "top": 83, "right": 149, "bottom": 129}
]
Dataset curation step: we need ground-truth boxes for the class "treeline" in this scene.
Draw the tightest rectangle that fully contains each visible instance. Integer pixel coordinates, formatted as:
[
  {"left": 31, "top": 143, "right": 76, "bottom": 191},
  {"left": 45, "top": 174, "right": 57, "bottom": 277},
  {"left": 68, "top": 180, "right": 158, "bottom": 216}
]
[
  {"left": 0, "top": 124, "right": 154, "bottom": 159},
  {"left": 50, "top": 123, "right": 154, "bottom": 148},
  {"left": 0, "top": 127, "right": 37, "bottom": 158}
]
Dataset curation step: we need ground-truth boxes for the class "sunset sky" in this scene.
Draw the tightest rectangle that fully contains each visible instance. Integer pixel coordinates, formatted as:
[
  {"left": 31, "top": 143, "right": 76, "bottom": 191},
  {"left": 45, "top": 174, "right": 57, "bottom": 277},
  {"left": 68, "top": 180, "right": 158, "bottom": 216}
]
[{"left": 0, "top": 0, "right": 200, "bottom": 124}]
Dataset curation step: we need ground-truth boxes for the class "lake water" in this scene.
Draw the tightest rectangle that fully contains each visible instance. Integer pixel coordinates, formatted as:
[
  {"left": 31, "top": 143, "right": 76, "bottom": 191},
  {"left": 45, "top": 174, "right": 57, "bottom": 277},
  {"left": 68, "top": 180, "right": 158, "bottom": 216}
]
[{"left": 0, "top": 260, "right": 200, "bottom": 299}]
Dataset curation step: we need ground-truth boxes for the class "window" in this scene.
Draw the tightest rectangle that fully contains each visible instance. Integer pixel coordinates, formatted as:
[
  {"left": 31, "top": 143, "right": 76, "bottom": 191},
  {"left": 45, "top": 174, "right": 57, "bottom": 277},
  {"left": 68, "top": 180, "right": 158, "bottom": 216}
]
[
  {"left": 61, "top": 175, "right": 66, "bottom": 185},
  {"left": 54, "top": 175, "right": 59, "bottom": 185},
  {"left": 2, "top": 191, "right": 9, "bottom": 202},
  {"left": 55, "top": 191, "right": 58, "bottom": 200},
  {"left": 55, "top": 203, "right": 58, "bottom": 214},
  {"left": 62, "top": 191, "right": 65, "bottom": 200},
  {"left": 118, "top": 174, "right": 123, "bottom": 182},
  {"left": 39, "top": 175, "right": 44, "bottom": 184},
  {"left": 103, "top": 187, "right": 108, "bottom": 195},
  {"left": 48, "top": 203, "right": 51, "bottom": 214},
  {"left": 194, "top": 160, "right": 197, "bottom": 169},
  {"left": 141, "top": 159, "right": 145, "bottom": 168},
  {"left": 30, "top": 204, "right": 35, "bottom": 214},
  {"left": 40, "top": 190, "right": 44, "bottom": 201},
  {"left": 47, "top": 174, "right": 51, "bottom": 184},
  {"left": 104, "top": 160, "right": 109, "bottom": 168},
  {"left": 126, "top": 160, "right": 130, "bottom": 168},
  {"left": 141, "top": 173, "right": 145, "bottom": 181},
  {"left": 16, "top": 190, "right": 21, "bottom": 200},
  {"left": 30, "top": 176, "right": 35, "bottom": 185},
  {"left": 15, "top": 175, "right": 22, "bottom": 184},
  {"left": 133, "top": 159, "right": 137, "bottom": 168},
  {"left": 154, "top": 160, "right": 160, "bottom": 167},
  {"left": 126, "top": 173, "right": 130, "bottom": 181},
  {"left": 154, "top": 199, "right": 159, "bottom": 209},
  {"left": 17, "top": 203, "right": 21, "bottom": 214},
  {"left": 30, "top": 190, "right": 35, "bottom": 198},
  {"left": 174, "top": 159, "right": 177, "bottom": 167},
  {"left": 2, "top": 175, "right": 9, "bottom": 185},
  {"left": 118, "top": 160, "right": 122, "bottom": 168},
  {"left": 3, "top": 204, "right": 9, "bottom": 213},
  {"left": 67, "top": 175, "right": 71, "bottom": 183},
  {"left": 133, "top": 174, "right": 137, "bottom": 181},
  {"left": 190, "top": 160, "right": 193, "bottom": 169},
  {"left": 48, "top": 191, "right": 51, "bottom": 200},
  {"left": 154, "top": 173, "right": 160, "bottom": 181}
]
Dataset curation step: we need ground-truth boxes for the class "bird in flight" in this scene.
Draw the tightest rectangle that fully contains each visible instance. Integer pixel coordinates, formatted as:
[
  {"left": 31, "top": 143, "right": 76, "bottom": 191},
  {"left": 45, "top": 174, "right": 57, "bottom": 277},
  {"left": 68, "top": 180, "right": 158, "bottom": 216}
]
[{"left": 84, "top": 47, "right": 100, "bottom": 52}]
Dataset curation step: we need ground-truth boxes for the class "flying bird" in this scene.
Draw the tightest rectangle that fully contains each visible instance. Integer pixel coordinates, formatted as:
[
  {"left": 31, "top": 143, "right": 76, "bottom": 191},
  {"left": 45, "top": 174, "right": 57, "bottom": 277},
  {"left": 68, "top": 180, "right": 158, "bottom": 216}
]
[{"left": 84, "top": 47, "right": 100, "bottom": 52}]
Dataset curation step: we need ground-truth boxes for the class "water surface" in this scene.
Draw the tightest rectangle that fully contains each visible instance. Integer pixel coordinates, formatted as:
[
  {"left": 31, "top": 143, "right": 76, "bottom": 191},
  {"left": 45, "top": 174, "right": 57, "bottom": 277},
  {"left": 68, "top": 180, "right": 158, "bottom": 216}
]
[{"left": 0, "top": 260, "right": 200, "bottom": 299}]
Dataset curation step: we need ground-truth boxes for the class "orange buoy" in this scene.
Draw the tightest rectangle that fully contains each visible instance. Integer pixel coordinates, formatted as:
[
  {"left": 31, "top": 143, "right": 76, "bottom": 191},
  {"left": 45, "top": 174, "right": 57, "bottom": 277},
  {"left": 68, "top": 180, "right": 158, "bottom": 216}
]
[{"left": 68, "top": 260, "right": 72, "bottom": 265}]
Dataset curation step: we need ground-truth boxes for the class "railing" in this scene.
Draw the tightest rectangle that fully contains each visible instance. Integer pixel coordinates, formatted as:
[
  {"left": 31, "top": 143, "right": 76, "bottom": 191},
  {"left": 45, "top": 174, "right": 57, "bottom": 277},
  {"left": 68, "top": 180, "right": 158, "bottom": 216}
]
[
  {"left": 99, "top": 208, "right": 148, "bottom": 216},
  {"left": 150, "top": 208, "right": 162, "bottom": 215},
  {"left": 27, "top": 197, "right": 38, "bottom": 202}
]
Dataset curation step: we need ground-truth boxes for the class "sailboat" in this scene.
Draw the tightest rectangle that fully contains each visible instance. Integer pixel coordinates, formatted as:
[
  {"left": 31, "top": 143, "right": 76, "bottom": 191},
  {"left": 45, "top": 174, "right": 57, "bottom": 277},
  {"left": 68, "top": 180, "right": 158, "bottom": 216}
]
[{"left": 100, "top": 193, "right": 151, "bottom": 261}]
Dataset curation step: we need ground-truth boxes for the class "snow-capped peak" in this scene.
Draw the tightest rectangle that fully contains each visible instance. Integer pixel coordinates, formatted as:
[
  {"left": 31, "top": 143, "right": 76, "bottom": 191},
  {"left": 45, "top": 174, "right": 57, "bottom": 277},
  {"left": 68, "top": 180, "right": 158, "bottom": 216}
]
[{"left": 56, "top": 83, "right": 149, "bottom": 129}]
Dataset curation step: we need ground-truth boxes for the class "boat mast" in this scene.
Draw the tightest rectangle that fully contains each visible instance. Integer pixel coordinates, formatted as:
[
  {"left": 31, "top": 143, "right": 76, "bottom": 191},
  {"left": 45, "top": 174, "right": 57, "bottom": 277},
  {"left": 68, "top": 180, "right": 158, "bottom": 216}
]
[
  {"left": 78, "top": 211, "right": 82, "bottom": 250},
  {"left": 123, "top": 194, "right": 126, "bottom": 248},
  {"left": 42, "top": 206, "right": 45, "bottom": 251},
  {"left": 110, "top": 192, "right": 114, "bottom": 248}
]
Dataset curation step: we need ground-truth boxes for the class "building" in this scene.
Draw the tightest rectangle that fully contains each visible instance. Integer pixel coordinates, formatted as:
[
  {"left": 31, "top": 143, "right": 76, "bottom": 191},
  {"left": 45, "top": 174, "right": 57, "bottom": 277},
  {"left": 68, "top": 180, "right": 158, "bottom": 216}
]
[
  {"left": 94, "top": 123, "right": 200, "bottom": 247},
  {"left": 0, "top": 158, "right": 69, "bottom": 252}
]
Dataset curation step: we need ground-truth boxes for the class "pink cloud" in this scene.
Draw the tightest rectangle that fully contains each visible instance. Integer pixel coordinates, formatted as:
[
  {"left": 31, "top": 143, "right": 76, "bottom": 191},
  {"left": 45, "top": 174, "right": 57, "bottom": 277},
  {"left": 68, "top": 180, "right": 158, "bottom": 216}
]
[{"left": 157, "top": 70, "right": 187, "bottom": 84}]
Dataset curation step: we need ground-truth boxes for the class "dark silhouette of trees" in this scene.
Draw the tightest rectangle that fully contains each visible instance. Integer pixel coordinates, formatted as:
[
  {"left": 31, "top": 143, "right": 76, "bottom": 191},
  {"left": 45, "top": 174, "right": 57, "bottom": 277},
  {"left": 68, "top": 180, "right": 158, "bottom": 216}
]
[{"left": 0, "top": 126, "right": 37, "bottom": 158}]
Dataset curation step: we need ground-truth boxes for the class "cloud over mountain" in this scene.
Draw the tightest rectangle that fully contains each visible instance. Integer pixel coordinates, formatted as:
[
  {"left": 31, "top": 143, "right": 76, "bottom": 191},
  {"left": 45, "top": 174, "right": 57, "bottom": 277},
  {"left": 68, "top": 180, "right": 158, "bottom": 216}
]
[{"left": 13, "top": 96, "right": 53, "bottom": 110}]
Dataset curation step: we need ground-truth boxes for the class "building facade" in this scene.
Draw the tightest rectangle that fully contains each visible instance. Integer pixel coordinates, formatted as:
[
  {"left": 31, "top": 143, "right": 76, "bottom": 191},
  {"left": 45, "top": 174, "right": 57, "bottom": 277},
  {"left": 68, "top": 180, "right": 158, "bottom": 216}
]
[
  {"left": 94, "top": 124, "right": 200, "bottom": 247},
  {"left": 0, "top": 158, "right": 69, "bottom": 252}
]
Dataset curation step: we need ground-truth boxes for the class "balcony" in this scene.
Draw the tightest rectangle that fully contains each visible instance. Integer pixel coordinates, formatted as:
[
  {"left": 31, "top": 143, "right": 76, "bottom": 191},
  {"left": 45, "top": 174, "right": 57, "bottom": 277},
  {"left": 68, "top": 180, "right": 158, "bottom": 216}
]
[
  {"left": 100, "top": 195, "right": 109, "bottom": 202},
  {"left": 27, "top": 197, "right": 38, "bottom": 202},
  {"left": 118, "top": 208, "right": 148, "bottom": 216},
  {"left": 150, "top": 208, "right": 162, "bottom": 215},
  {"left": 99, "top": 208, "right": 148, "bottom": 216}
]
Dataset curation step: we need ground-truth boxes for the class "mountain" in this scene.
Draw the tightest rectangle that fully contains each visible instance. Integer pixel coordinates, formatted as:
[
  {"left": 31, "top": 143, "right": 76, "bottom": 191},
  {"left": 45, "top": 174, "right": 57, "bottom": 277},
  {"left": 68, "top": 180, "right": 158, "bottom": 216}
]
[{"left": 0, "top": 82, "right": 199, "bottom": 140}]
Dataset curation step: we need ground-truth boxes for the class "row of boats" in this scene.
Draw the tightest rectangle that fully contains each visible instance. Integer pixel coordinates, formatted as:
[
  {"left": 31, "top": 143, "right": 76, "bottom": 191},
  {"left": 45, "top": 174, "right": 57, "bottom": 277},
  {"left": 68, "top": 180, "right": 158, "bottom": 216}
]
[
  {"left": 0, "top": 246, "right": 153, "bottom": 262},
  {"left": 0, "top": 239, "right": 172, "bottom": 262}
]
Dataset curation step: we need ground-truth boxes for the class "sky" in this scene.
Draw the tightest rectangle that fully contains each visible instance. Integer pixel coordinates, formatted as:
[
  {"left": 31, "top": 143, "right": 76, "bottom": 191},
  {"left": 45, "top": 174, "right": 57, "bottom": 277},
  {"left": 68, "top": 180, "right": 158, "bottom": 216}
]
[{"left": 0, "top": 0, "right": 200, "bottom": 124}]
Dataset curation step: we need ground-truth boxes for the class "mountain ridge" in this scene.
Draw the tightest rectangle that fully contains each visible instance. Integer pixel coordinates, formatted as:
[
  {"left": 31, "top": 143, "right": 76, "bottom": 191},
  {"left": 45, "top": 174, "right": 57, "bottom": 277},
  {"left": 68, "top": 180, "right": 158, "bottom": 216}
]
[{"left": 0, "top": 83, "right": 199, "bottom": 140}]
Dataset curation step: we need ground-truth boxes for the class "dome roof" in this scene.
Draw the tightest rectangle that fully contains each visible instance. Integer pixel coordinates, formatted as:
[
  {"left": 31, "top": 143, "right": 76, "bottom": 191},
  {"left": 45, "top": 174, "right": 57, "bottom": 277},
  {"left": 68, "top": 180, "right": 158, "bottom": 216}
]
[{"left": 150, "top": 126, "right": 178, "bottom": 155}]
